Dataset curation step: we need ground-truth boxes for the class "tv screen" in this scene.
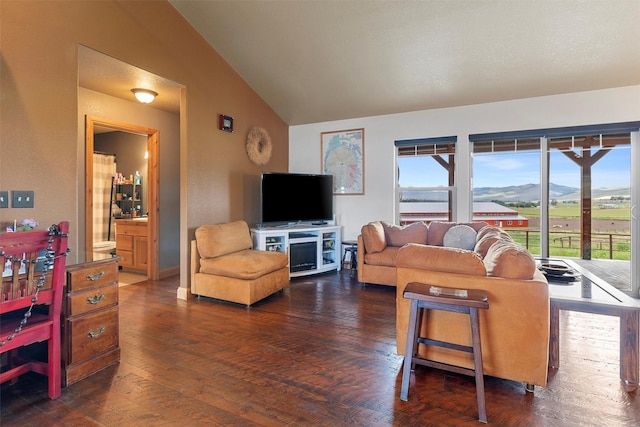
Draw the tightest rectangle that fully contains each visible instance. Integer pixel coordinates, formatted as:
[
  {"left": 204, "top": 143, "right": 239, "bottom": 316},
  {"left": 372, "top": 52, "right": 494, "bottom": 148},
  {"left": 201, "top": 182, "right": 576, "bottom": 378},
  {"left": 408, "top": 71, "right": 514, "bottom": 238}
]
[{"left": 261, "top": 172, "right": 333, "bottom": 225}]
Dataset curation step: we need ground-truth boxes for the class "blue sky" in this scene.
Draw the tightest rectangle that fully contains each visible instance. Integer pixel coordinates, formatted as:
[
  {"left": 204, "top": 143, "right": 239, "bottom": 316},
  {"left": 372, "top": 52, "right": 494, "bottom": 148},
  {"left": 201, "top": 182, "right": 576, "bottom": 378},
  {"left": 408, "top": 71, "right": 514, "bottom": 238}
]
[{"left": 399, "top": 147, "right": 631, "bottom": 189}]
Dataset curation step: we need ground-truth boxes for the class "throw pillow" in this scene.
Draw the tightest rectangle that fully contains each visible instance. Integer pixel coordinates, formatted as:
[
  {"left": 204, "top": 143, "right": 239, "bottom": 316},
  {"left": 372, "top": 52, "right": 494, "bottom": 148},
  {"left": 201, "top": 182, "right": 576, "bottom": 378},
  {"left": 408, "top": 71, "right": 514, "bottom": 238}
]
[
  {"left": 443, "top": 224, "right": 477, "bottom": 250},
  {"left": 361, "top": 221, "right": 386, "bottom": 253},
  {"left": 428, "top": 222, "right": 488, "bottom": 246},
  {"left": 382, "top": 221, "right": 428, "bottom": 247},
  {"left": 483, "top": 240, "right": 536, "bottom": 279},
  {"left": 426, "top": 222, "right": 455, "bottom": 246}
]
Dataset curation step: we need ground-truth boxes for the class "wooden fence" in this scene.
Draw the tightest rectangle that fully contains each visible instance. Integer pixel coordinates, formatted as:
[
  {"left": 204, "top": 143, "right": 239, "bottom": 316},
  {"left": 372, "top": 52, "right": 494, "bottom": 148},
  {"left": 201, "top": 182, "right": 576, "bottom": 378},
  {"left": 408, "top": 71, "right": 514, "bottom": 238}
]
[{"left": 506, "top": 229, "right": 631, "bottom": 260}]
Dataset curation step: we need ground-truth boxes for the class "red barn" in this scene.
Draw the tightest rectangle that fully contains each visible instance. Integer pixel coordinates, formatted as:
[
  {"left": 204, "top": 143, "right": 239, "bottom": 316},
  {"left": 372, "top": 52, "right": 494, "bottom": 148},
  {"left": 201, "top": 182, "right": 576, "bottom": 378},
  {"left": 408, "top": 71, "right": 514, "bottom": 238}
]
[{"left": 399, "top": 202, "right": 529, "bottom": 227}]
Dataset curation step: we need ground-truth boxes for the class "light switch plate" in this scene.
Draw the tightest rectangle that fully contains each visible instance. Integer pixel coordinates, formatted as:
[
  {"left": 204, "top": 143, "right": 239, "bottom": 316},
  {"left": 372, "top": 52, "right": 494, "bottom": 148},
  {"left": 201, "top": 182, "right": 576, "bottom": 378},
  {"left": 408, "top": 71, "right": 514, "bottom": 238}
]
[
  {"left": 12, "top": 190, "right": 34, "bottom": 208},
  {"left": 0, "top": 191, "right": 8, "bottom": 208}
]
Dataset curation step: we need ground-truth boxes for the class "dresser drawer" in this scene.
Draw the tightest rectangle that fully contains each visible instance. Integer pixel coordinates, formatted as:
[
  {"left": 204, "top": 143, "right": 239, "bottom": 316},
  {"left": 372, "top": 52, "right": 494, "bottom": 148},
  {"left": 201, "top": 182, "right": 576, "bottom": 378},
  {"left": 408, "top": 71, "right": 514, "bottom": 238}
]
[
  {"left": 67, "top": 283, "right": 118, "bottom": 317},
  {"left": 66, "top": 305, "right": 118, "bottom": 364},
  {"left": 67, "top": 262, "right": 118, "bottom": 292}
]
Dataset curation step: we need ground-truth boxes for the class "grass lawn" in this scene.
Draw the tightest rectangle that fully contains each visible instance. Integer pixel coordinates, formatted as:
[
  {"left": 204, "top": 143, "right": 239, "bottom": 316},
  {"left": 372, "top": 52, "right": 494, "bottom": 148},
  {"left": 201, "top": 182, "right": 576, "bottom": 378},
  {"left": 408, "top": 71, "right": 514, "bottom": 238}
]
[
  {"left": 508, "top": 231, "right": 631, "bottom": 261},
  {"left": 517, "top": 204, "right": 631, "bottom": 220}
]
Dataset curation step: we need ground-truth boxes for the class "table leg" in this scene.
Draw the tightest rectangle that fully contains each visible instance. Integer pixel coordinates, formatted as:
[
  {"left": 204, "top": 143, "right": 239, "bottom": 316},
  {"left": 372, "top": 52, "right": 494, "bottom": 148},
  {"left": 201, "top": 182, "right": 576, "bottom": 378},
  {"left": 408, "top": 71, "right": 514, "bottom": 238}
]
[
  {"left": 549, "top": 301, "right": 560, "bottom": 368},
  {"left": 469, "top": 307, "right": 487, "bottom": 423},
  {"left": 619, "top": 310, "right": 639, "bottom": 392},
  {"left": 400, "top": 300, "right": 420, "bottom": 401}
]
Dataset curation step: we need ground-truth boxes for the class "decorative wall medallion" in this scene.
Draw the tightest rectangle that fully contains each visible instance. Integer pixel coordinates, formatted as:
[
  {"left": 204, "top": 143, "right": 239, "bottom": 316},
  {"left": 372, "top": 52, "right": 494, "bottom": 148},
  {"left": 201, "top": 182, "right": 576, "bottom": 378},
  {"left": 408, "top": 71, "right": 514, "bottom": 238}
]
[{"left": 246, "top": 126, "right": 272, "bottom": 165}]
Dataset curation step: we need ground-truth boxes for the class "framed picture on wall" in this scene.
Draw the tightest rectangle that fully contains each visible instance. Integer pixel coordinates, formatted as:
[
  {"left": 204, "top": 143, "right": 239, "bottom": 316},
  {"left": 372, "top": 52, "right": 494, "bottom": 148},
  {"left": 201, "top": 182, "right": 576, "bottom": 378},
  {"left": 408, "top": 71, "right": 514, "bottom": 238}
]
[{"left": 320, "top": 128, "right": 365, "bottom": 195}]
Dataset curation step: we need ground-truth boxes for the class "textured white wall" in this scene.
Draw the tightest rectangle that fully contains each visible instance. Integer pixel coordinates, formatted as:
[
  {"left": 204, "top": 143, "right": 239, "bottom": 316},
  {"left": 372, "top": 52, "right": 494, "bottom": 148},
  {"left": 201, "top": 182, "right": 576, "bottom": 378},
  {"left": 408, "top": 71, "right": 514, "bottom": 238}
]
[{"left": 290, "top": 86, "right": 640, "bottom": 240}]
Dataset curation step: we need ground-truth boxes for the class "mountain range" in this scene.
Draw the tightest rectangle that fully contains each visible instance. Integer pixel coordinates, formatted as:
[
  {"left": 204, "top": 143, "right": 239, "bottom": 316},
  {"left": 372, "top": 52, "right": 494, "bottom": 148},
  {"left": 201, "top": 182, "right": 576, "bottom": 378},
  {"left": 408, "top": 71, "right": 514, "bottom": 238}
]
[{"left": 402, "top": 183, "right": 631, "bottom": 203}]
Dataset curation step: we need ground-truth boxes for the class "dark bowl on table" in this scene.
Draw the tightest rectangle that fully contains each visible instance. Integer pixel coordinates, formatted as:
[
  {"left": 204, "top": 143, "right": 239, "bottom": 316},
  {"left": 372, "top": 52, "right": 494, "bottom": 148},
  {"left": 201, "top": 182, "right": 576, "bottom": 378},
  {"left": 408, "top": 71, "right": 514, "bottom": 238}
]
[{"left": 540, "top": 263, "right": 571, "bottom": 276}]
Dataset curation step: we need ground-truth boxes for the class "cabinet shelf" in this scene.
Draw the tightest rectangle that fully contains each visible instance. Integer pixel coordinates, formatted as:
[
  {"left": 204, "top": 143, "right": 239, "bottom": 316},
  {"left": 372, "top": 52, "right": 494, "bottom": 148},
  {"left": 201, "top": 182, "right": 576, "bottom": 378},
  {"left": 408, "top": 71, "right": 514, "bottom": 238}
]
[
  {"left": 252, "top": 225, "right": 341, "bottom": 277},
  {"left": 109, "top": 178, "right": 143, "bottom": 240},
  {"left": 113, "top": 182, "right": 143, "bottom": 215}
]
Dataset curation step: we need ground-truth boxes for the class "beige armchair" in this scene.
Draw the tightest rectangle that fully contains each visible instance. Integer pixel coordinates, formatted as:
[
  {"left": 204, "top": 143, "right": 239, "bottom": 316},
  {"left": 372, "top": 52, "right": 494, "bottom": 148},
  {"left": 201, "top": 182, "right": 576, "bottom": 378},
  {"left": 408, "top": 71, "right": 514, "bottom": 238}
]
[{"left": 191, "top": 221, "right": 289, "bottom": 306}]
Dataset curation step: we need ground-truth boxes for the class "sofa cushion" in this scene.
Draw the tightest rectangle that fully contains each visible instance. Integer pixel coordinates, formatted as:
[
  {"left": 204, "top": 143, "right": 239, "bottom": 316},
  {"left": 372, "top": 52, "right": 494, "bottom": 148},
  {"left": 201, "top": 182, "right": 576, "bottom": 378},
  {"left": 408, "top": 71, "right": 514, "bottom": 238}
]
[
  {"left": 469, "top": 221, "right": 490, "bottom": 232},
  {"left": 382, "top": 221, "right": 428, "bottom": 247},
  {"left": 196, "top": 221, "right": 253, "bottom": 259},
  {"left": 361, "top": 221, "right": 387, "bottom": 253},
  {"left": 199, "top": 249, "right": 289, "bottom": 280},
  {"left": 474, "top": 227, "right": 513, "bottom": 258},
  {"left": 476, "top": 225, "right": 512, "bottom": 241},
  {"left": 427, "top": 222, "right": 484, "bottom": 246},
  {"left": 443, "top": 224, "right": 477, "bottom": 250},
  {"left": 483, "top": 240, "right": 536, "bottom": 279},
  {"left": 364, "top": 246, "right": 400, "bottom": 267},
  {"left": 397, "top": 243, "right": 487, "bottom": 276}
]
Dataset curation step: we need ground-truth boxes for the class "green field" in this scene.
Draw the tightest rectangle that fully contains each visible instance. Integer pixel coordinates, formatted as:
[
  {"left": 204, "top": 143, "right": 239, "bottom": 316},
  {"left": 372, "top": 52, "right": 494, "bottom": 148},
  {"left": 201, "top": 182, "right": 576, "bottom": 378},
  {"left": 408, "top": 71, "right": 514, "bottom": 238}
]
[
  {"left": 517, "top": 204, "right": 631, "bottom": 220},
  {"left": 507, "top": 203, "right": 631, "bottom": 260},
  {"left": 507, "top": 230, "right": 631, "bottom": 261}
]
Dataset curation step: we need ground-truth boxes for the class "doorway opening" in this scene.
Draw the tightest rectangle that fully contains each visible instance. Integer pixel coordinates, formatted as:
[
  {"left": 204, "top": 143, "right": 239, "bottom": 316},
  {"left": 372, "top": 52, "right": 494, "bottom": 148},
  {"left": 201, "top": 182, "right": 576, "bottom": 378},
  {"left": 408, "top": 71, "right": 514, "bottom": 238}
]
[{"left": 85, "top": 116, "right": 159, "bottom": 280}]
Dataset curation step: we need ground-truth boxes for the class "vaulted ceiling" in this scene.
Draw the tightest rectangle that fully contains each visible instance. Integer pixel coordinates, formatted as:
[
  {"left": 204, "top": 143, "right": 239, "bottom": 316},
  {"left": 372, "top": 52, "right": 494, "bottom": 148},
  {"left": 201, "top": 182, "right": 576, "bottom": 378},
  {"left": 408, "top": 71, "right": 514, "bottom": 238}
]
[
  {"left": 168, "top": 1, "right": 640, "bottom": 126},
  {"left": 80, "top": 2, "right": 640, "bottom": 126}
]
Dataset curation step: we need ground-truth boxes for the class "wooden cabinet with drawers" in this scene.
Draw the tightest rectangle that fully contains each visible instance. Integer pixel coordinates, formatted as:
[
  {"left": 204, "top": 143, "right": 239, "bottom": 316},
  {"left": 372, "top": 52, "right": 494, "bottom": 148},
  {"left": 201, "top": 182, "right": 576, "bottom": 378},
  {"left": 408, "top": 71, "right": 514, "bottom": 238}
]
[
  {"left": 114, "top": 219, "right": 148, "bottom": 273},
  {"left": 62, "top": 257, "right": 120, "bottom": 386}
]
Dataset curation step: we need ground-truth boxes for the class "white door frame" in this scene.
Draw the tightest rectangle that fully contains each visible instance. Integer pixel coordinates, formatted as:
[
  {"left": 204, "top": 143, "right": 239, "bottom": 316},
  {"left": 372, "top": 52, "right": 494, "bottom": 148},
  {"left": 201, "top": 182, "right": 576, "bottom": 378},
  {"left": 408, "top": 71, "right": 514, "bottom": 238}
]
[{"left": 631, "top": 131, "right": 639, "bottom": 296}]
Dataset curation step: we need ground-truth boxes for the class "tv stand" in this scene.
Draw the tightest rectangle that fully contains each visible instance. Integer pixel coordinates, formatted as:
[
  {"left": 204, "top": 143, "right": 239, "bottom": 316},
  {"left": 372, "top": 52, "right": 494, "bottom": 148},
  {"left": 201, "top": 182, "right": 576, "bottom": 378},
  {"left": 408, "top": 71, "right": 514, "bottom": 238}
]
[{"left": 251, "top": 225, "right": 341, "bottom": 278}]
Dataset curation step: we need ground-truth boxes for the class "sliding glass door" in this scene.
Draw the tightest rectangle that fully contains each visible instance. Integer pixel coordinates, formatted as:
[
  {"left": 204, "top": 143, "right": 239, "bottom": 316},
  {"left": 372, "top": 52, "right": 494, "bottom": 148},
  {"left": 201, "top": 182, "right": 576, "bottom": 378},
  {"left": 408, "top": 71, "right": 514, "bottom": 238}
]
[
  {"left": 547, "top": 134, "right": 631, "bottom": 262},
  {"left": 469, "top": 125, "right": 638, "bottom": 296},
  {"left": 632, "top": 132, "right": 639, "bottom": 296}
]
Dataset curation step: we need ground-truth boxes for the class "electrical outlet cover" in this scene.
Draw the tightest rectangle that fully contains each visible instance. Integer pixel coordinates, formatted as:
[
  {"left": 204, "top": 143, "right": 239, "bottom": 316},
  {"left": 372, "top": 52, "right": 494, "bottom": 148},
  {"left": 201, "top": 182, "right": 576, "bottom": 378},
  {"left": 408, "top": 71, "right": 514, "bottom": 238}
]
[
  {"left": 0, "top": 191, "right": 8, "bottom": 208},
  {"left": 12, "top": 190, "right": 34, "bottom": 208}
]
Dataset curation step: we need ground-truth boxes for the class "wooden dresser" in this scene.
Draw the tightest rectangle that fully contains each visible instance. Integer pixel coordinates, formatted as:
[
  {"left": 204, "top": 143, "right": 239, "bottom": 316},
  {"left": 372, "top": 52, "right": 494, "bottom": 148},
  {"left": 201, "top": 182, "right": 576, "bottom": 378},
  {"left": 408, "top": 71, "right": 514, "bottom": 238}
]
[{"left": 62, "top": 255, "right": 120, "bottom": 386}]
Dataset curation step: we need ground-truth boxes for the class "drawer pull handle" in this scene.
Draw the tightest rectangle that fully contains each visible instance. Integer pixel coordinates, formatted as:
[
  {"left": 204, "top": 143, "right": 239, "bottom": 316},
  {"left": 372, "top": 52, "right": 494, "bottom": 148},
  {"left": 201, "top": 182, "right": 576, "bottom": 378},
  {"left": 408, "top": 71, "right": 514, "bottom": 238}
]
[
  {"left": 87, "top": 271, "right": 105, "bottom": 281},
  {"left": 86, "top": 293, "right": 106, "bottom": 305},
  {"left": 88, "top": 326, "right": 106, "bottom": 338}
]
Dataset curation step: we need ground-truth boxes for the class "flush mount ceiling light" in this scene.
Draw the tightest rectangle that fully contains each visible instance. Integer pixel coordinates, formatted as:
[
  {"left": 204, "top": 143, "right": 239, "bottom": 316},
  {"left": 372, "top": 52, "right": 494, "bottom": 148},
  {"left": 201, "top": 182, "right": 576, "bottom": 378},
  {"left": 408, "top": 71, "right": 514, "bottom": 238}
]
[{"left": 131, "top": 88, "right": 158, "bottom": 104}]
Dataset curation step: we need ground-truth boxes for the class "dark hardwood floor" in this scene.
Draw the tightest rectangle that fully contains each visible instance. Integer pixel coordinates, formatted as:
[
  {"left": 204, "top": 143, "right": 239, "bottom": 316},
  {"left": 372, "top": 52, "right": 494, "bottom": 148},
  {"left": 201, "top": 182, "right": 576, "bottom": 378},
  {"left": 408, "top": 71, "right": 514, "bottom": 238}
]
[{"left": 2, "top": 269, "right": 639, "bottom": 426}]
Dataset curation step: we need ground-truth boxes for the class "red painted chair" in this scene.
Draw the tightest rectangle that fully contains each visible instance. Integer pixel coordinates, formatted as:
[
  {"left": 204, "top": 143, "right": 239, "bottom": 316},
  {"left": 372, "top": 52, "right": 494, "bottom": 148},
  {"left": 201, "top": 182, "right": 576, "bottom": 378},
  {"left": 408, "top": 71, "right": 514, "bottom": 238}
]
[{"left": 1, "top": 221, "right": 69, "bottom": 399}]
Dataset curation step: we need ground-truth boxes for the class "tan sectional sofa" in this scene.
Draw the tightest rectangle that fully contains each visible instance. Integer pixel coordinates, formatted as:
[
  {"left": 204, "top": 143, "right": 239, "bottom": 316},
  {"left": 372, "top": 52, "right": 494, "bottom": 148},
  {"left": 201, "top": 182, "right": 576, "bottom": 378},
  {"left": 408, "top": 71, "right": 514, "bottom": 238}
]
[
  {"left": 357, "top": 221, "right": 488, "bottom": 287},
  {"left": 191, "top": 221, "right": 290, "bottom": 306},
  {"left": 357, "top": 221, "right": 550, "bottom": 388}
]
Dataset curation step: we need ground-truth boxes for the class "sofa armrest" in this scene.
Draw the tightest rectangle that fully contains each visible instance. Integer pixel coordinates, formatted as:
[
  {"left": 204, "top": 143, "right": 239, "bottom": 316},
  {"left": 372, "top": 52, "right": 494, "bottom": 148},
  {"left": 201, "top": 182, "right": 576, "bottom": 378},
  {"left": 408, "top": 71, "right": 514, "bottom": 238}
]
[
  {"left": 357, "top": 235, "right": 365, "bottom": 280},
  {"left": 190, "top": 240, "right": 201, "bottom": 291}
]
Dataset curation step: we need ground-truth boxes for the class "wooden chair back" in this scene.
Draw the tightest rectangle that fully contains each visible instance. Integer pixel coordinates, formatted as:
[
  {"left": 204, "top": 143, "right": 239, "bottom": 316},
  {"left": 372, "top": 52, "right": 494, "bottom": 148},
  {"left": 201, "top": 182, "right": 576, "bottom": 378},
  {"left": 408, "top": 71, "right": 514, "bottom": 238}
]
[{"left": 1, "top": 221, "right": 69, "bottom": 398}]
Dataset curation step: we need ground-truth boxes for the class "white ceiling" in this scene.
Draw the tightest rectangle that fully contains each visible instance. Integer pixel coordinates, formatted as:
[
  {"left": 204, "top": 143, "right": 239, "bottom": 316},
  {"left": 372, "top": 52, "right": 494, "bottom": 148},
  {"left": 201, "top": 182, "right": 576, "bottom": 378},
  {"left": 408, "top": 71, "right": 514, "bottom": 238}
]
[
  {"left": 79, "top": 45, "right": 183, "bottom": 117},
  {"left": 169, "top": 0, "right": 640, "bottom": 125}
]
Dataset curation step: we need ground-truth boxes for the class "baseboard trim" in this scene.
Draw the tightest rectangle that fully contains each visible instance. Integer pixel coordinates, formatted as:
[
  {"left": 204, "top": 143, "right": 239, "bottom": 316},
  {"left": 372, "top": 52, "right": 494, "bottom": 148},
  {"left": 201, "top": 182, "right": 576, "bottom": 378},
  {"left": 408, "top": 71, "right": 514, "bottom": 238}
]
[
  {"left": 176, "top": 286, "right": 189, "bottom": 300},
  {"left": 159, "top": 266, "right": 180, "bottom": 279}
]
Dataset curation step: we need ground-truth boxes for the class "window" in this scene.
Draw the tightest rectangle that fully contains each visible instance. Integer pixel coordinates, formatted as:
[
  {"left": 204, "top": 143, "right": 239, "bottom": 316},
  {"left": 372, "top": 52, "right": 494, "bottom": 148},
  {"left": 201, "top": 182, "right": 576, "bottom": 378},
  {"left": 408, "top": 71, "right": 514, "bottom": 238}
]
[
  {"left": 470, "top": 123, "right": 637, "bottom": 267},
  {"left": 548, "top": 133, "right": 631, "bottom": 261},
  {"left": 472, "top": 138, "right": 541, "bottom": 253},
  {"left": 395, "top": 137, "right": 456, "bottom": 225}
]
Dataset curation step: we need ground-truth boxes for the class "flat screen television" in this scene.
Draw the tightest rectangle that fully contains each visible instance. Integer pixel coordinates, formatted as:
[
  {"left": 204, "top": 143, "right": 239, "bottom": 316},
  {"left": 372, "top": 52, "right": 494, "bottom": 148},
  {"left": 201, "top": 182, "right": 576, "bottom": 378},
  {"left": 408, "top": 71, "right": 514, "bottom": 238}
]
[{"left": 261, "top": 172, "right": 334, "bottom": 225}]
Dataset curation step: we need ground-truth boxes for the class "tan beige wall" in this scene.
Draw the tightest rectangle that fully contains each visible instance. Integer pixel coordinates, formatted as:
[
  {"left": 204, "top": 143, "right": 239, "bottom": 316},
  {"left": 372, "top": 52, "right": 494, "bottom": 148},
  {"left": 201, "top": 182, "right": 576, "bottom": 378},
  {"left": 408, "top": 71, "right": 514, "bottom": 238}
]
[
  {"left": 0, "top": 1, "right": 288, "bottom": 289},
  {"left": 79, "top": 87, "right": 181, "bottom": 272}
]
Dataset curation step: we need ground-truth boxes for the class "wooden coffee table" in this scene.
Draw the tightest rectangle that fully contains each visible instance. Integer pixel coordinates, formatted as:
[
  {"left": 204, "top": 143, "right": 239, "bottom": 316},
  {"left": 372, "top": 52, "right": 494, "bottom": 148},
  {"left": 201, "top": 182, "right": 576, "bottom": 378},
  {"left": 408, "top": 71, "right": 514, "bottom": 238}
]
[{"left": 539, "top": 258, "right": 640, "bottom": 392}]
